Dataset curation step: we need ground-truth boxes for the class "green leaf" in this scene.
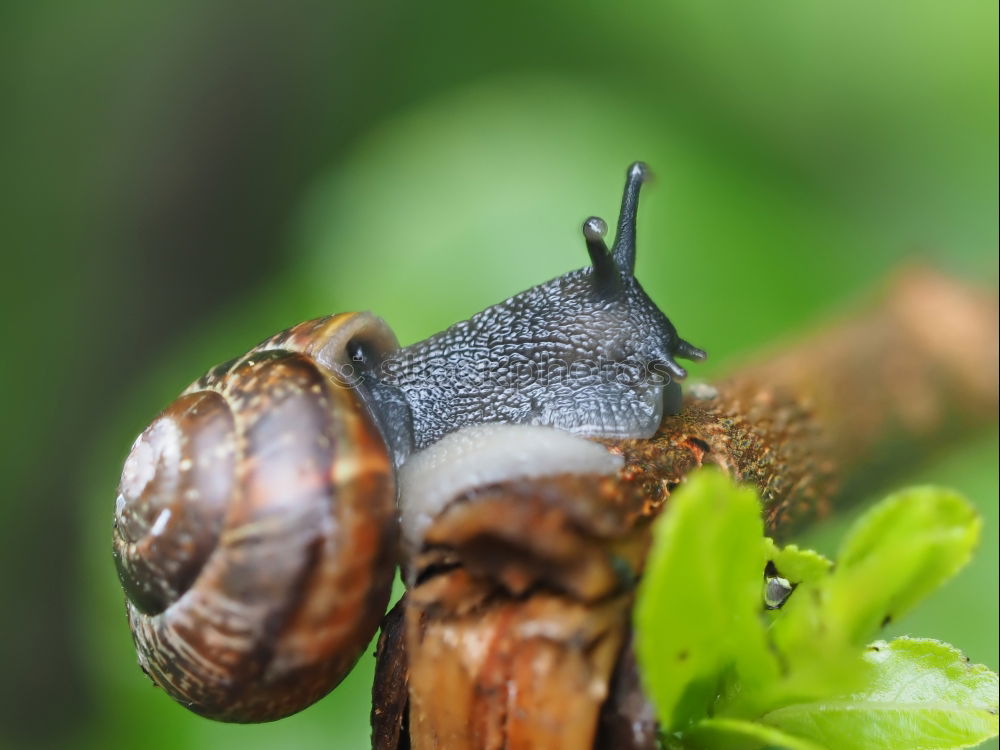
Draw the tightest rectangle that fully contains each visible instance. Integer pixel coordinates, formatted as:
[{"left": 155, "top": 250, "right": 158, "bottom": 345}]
[
  {"left": 633, "top": 468, "right": 776, "bottom": 732},
  {"left": 831, "top": 487, "right": 981, "bottom": 641},
  {"left": 764, "top": 539, "right": 832, "bottom": 584},
  {"left": 680, "top": 717, "right": 827, "bottom": 750},
  {"left": 635, "top": 477, "right": 994, "bottom": 747},
  {"left": 761, "top": 637, "right": 999, "bottom": 750},
  {"left": 755, "top": 487, "right": 982, "bottom": 714}
]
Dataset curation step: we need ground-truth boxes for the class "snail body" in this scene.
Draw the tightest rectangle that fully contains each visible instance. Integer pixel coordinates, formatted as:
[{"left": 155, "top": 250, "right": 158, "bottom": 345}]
[{"left": 113, "top": 162, "right": 705, "bottom": 722}]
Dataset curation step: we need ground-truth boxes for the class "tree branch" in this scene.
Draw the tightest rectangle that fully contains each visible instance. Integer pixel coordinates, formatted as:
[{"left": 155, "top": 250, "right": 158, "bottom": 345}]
[{"left": 372, "top": 268, "right": 998, "bottom": 750}]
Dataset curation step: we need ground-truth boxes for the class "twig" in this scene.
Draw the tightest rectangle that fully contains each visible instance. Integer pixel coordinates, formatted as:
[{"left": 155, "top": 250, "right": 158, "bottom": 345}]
[{"left": 372, "top": 268, "right": 998, "bottom": 750}]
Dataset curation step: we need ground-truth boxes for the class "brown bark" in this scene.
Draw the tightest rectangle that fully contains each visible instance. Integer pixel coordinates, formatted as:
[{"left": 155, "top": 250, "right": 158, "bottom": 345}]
[
  {"left": 372, "top": 599, "right": 410, "bottom": 750},
  {"left": 373, "top": 268, "right": 998, "bottom": 750}
]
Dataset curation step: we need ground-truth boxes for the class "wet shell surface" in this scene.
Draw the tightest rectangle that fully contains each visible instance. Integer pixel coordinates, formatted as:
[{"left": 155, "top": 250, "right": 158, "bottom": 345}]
[{"left": 113, "top": 335, "right": 398, "bottom": 722}]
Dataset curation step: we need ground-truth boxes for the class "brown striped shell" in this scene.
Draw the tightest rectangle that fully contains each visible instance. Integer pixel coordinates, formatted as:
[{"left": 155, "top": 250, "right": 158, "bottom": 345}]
[{"left": 113, "top": 313, "right": 401, "bottom": 722}]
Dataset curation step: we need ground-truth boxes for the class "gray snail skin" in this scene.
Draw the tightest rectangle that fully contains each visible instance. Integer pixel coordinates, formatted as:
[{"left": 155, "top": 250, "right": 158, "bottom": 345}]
[{"left": 112, "top": 162, "right": 705, "bottom": 722}]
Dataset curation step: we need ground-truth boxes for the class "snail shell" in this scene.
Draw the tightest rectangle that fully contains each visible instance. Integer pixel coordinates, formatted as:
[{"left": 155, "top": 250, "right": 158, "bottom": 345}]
[{"left": 113, "top": 313, "right": 400, "bottom": 722}]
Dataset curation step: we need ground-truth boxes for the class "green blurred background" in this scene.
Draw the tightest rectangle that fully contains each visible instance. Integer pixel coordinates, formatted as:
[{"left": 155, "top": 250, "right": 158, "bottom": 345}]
[{"left": 1, "top": 2, "right": 996, "bottom": 748}]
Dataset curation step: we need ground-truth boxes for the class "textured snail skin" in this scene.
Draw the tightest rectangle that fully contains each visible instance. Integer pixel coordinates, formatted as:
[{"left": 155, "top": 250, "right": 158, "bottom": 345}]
[
  {"left": 388, "top": 266, "right": 692, "bottom": 448},
  {"left": 374, "top": 162, "right": 705, "bottom": 451},
  {"left": 113, "top": 162, "right": 705, "bottom": 723}
]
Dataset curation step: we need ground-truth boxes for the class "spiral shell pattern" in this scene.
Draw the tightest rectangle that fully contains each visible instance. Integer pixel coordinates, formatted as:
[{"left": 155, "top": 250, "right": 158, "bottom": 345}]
[{"left": 113, "top": 313, "right": 400, "bottom": 722}]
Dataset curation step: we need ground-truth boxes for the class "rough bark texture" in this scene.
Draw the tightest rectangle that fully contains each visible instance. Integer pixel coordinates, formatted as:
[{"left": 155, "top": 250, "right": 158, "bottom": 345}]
[
  {"left": 372, "top": 599, "right": 410, "bottom": 750},
  {"left": 373, "top": 268, "right": 998, "bottom": 750}
]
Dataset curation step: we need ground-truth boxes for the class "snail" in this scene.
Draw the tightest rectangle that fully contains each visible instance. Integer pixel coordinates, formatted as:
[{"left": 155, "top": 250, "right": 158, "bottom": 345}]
[{"left": 112, "top": 161, "right": 705, "bottom": 723}]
